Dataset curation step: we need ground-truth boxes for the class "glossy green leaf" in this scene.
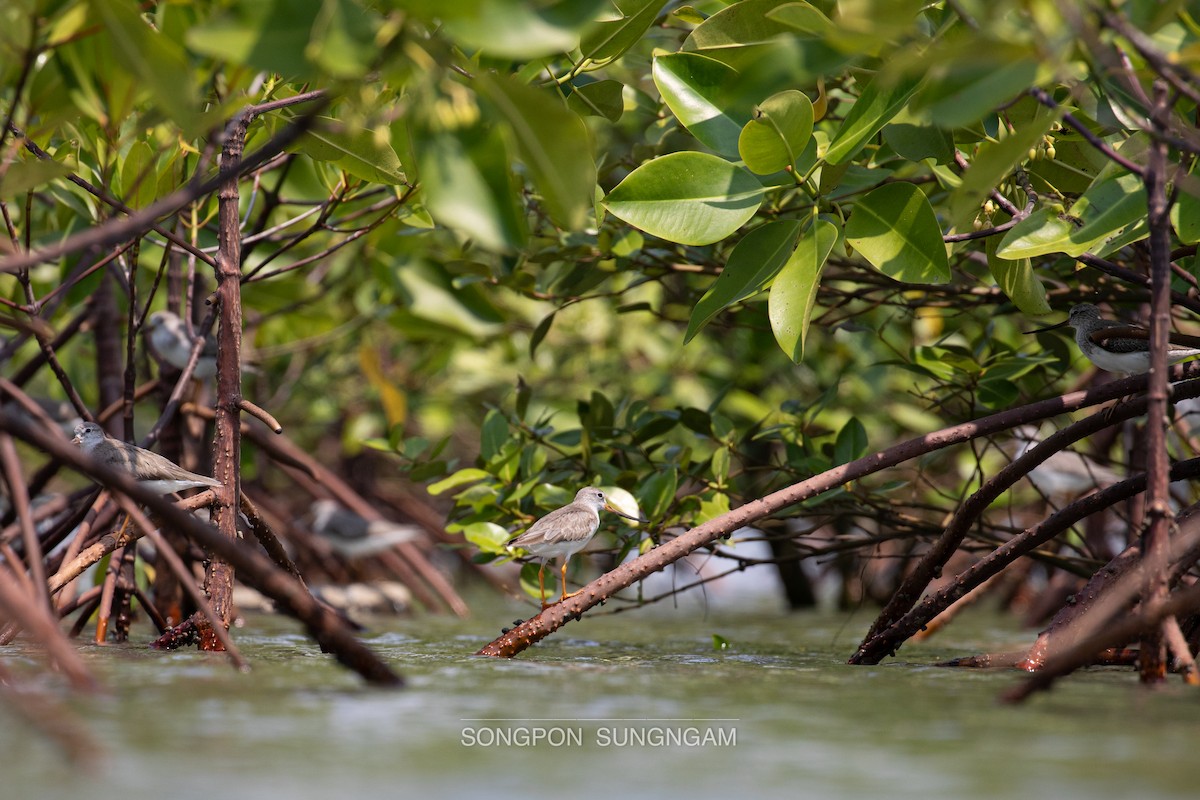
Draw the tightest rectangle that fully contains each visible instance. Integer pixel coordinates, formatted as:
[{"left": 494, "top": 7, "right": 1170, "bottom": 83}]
[
  {"left": 825, "top": 72, "right": 923, "bottom": 165},
  {"left": 994, "top": 207, "right": 1076, "bottom": 260},
  {"left": 846, "top": 183, "right": 950, "bottom": 283},
  {"left": 418, "top": 125, "right": 525, "bottom": 252},
  {"left": 738, "top": 90, "right": 814, "bottom": 174},
  {"left": 479, "top": 75, "right": 596, "bottom": 231},
  {"left": 685, "top": 220, "right": 803, "bottom": 343},
  {"left": 298, "top": 117, "right": 406, "bottom": 185},
  {"left": 462, "top": 521, "right": 512, "bottom": 553},
  {"left": 1066, "top": 171, "right": 1147, "bottom": 253},
  {"left": 566, "top": 78, "right": 625, "bottom": 121},
  {"left": 653, "top": 53, "right": 747, "bottom": 156},
  {"left": 986, "top": 221, "right": 1051, "bottom": 315},
  {"left": 580, "top": 0, "right": 667, "bottom": 62},
  {"left": 427, "top": 468, "right": 491, "bottom": 495},
  {"left": 882, "top": 122, "right": 953, "bottom": 165},
  {"left": 603, "top": 152, "right": 764, "bottom": 245},
  {"left": 640, "top": 468, "right": 678, "bottom": 520},
  {"left": 766, "top": 1, "right": 834, "bottom": 36},
  {"left": 89, "top": 0, "right": 201, "bottom": 136},
  {"left": 997, "top": 171, "right": 1147, "bottom": 260},
  {"left": 684, "top": 0, "right": 803, "bottom": 69},
  {"left": 948, "top": 111, "right": 1059, "bottom": 230},
  {"left": 414, "top": 0, "right": 608, "bottom": 59},
  {"left": 769, "top": 218, "right": 839, "bottom": 362}
]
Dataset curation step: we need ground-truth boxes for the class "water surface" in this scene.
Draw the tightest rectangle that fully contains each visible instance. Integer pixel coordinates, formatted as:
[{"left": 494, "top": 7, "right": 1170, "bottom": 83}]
[{"left": 3, "top": 602, "right": 1196, "bottom": 800}]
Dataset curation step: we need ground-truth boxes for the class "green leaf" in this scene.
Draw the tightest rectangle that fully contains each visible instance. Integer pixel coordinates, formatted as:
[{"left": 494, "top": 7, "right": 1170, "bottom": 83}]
[
  {"left": 766, "top": 2, "right": 834, "bottom": 37},
  {"left": 603, "top": 152, "right": 764, "bottom": 245},
  {"left": 186, "top": 0, "right": 323, "bottom": 79},
  {"left": 530, "top": 312, "right": 555, "bottom": 358},
  {"left": 882, "top": 121, "right": 953, "bottom": 165},
  {"left": 566, "top": 78, "right": 625, "bottom": 122},
  {"left": 580, "top": 0, "right": 667, "bottom": 63},
  {"left": 1172, "top": 160, "right": 1200, "bottom": 244},
  {"left": 298, "top": 117, "right": 406, "bottom": 185},
  {"left": 978, "top": 378, "right": 1018, "bottom": 410},
  {"left": 833, "top": 417, "right": 868, "bottom": 465},
  {"left": 416, "top": 0, "right": 609, "bottom": 60},
  {"left": 479, "top": 409, "right": 510, "bottom": 462},
  {"left": 427, "top": 468, "right": 491, "bottom": 496},
  {"left": 640, "top": 468, "right": 678, "bottom": 520},
  {"left": 921, "top": 57, "right": 1040, "bottom": 129},
  {"left": 738, "top": 90, "right": 814, "bottom": 174},
  {"left": 994, "top": 207, "right": 1076, "bottom": 259},
  {"left": 986, "top": 220, "right": 1050, "bottom": 315},
  {"left": 825, "top": 72, "right": 923, "bottom": 165},
  {"left": 1065, "top": 171, "right": 1147, "bottom": 254},
  {"left": 0, "top": 159, "right": 73, "bottom": 201},
  {"left": 997, "top": 171, "right": 1148, "bottom": 260},
  {"left": 845, "top": 183, "right": 950, "bottom": 283},
  {"left": 119, "top": 140, "right": 156, "bottom": 209},
  {"left": 684, "top": 0, "right": 805, "bottom": 69},
  {"left": 769, "top": 218, "right": 839, "bottom": 362},
  {"left": 89, "top": 0, "right": 201, "bottom": 136},
  {"left": 418, "top": 125, "right": 525, "bottom": 252},
  {"left": 462, "top": 521, "right": 512, "bottom": 553},
  {"left": 653, "top": 52, "right": 747, "bottom": 157},
  {"left": 948, "top": 110, "right": 1059, "bottom": 230},
  {"left": 479, "top": 75, "right": 596, "bottom": 231},
  {"left": 685, "top": 220, "right": 802, "bottom": 343}
]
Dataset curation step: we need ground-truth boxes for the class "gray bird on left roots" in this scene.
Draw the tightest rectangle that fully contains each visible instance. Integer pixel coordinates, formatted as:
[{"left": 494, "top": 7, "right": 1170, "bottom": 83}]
[
  {"left": 72, "top": 421, "right": 221, "bottom": 495},
  {"left": 507, "top": 487, "right": 645, "bottom": 609}
]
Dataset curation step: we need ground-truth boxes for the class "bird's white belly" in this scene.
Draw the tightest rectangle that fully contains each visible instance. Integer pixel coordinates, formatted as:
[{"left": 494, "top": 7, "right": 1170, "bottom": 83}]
[{"left": 528, "top": 538, "right": 590, "bottom": 561}]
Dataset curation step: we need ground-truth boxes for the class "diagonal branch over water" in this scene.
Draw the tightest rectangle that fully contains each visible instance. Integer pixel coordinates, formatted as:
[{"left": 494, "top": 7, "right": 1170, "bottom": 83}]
[{"left": 478, "top": 365, "right": 1200, "bottom": 658}]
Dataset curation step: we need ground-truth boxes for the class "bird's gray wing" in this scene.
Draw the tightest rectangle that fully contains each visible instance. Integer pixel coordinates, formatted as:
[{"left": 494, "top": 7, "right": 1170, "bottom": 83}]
[
  {"left": 537, "top": 508, "right": 594, "bottom": 545},
  {"left": 510, "top": 505, "right": 578, "bottom": 547}
]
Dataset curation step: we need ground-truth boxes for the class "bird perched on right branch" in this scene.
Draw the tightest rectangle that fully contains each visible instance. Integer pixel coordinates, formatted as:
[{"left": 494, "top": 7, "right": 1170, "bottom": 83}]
[{"left": 1028, "top": 303, "right": 1200, "bottom": 375}]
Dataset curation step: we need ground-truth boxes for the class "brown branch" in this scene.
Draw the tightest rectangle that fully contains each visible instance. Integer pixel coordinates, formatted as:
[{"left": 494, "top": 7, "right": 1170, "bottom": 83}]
[
  {"left": 1001, "top": 579, "right": 1200, "bottom": 703},
  {"left": 112, "top": 495, "right": 247, "bottom": 668},
  {"left": 0, "top": 564, "right": 96, "bottom": 691},
  {"left": 1137, "top": 80, "right": 1174, "bottom": 682},
  {"left": 197, "top": 103, "right": 252, "bottom": 652},
  {"left": 0, "top": 413, "right": 403, "bottom": 686},
  {"left": 851, "top": 369, "right": 1200, "bottom": 665},
  {"left": 0, "top": 92, "right": 328, "bottom": 275},
  {"left": 476, "top": 366, "right": 1200, "bottom": 658},
  {"left": 858, "top": 457, "right": 1200, "bottom": 667},
  {"left": 0, "top": 434, "right": 50, "bottom": 608},
  {"left": 239, "top": 398, "right": 283, "bottom": 434}
]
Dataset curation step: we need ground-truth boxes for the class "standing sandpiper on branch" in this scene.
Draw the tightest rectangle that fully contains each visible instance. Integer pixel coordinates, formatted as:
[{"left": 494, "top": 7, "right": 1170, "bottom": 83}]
[
  {"left": 507, "top": 487, "right": 646, "bottom": 609},
  {"left": 1028, "top": 303, "right": 1200, "bottom": 375},
  {"left": 72, "top": 421, "right": 221, "bottom": 495}
]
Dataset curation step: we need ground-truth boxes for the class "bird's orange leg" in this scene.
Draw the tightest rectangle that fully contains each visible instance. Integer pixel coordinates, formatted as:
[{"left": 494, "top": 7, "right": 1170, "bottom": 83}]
[
  {"left": 561, "top": 558, "right": 583, "bottom": 601},
  {"left": 538, "top": 563, "right": 551, "bottom": 610}
]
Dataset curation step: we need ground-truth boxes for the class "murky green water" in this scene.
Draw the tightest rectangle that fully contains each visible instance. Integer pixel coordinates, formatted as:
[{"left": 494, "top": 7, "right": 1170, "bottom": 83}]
[{"left": 3, "top": 602, "right": 1197, "bottom": 800}]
